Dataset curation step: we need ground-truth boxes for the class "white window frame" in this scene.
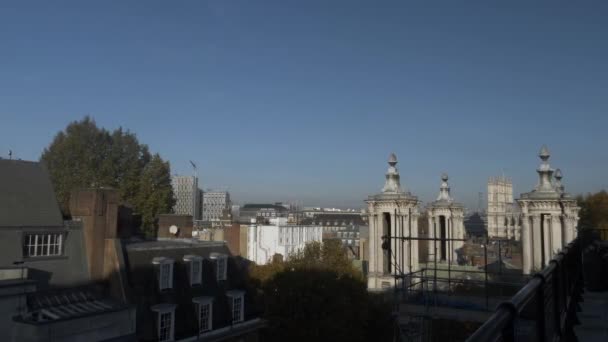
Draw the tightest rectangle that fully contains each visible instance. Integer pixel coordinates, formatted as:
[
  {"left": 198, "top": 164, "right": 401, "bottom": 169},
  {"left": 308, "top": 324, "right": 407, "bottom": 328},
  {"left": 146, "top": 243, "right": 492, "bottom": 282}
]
[
  {"left": 151, "top": 304, "right": 176, "bottom": 342},
  {"left": 24, "top": 233, "right": 64, "bottom": 258},
  {"left": 226, "top": 290, "right": 245, "bottom": 324},
  {"left": 210, "top": 254, "right": 228, "bottom": 281},
  {"left": 153, "top": 257, "right": 174, "bottom": 290},
  {"left": 183, "top": 255, "right": 203, "bottom": 286},
  {"left": 193, "top": 297, "right": 213, "bottom": 333}
]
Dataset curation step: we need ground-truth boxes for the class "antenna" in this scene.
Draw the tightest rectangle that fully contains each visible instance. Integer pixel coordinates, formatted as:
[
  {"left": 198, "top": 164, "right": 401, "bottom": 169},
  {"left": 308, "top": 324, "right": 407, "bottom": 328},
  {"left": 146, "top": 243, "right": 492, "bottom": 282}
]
[{"left": 8, "top": 150, "right": 12, "bottom": 160}]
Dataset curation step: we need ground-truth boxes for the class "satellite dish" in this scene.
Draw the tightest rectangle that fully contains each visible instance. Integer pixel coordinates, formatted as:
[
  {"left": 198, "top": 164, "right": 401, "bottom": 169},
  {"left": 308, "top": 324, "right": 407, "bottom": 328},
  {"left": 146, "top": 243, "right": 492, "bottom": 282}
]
[{"left": 169, "top": 225, "right": 179, "bottom": 235}]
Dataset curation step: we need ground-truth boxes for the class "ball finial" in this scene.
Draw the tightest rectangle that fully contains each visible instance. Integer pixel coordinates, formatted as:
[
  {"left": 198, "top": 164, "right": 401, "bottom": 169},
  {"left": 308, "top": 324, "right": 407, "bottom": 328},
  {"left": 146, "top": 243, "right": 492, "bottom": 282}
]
[{"left": 441, "top": 173, "right": 449, "bottom": 182}]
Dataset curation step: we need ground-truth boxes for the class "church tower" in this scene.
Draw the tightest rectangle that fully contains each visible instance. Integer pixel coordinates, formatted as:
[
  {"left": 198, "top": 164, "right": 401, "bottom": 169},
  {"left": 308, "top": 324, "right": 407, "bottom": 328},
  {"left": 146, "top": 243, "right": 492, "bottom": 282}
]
[
  {"left": 517, "top": 146, "right": 579, "bottom": 274},
  {"left": 366, "top": 153, "right": 420, "bottom": 290},
  {"left": 426, "top": 174, "right": 465, "bottom": 264}
]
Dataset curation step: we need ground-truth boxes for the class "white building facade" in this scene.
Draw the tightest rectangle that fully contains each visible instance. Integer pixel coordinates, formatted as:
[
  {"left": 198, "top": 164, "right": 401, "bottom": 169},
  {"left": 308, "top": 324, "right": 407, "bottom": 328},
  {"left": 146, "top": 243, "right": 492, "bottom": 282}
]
[
  {"left": 171, "top": 175, "right": 201, "bottom": 220},
  {"left": 366, "top": 153, "right": 420, "bottom": 290},
  {"left": 247, "top": 218, "right": 323, "bottom": 265},
  {"left": 517, "top": 146, "right": 579, "bottom": 274}
]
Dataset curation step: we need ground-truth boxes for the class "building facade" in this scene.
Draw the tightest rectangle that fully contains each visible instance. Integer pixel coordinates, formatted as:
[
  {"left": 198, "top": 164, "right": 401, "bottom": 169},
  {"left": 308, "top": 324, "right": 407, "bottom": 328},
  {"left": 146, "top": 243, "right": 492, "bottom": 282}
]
[
  {"left": 487, "top": 176, "right": 521, "bottom": 240},
  {"left": 171, "top": 175, "right": 201, "bottom": 221},
  {"left": 517, "top": 146, "right": 579, "bottom": 274},
  {"left": 202, "top": 191, "right": 232, "bottom": 222},
  {"left": 426, "top": 174, "right": 465, "bottom": 264},
  {"left": 0, "top": 160, "right": 136, "bottom": 341},
  {"left": 366, "top": 153, "right": 420, "bottom": 290},
  {"left": 239, "top": 204, "right": 289, "bottom": 224},
  {"left": 305, "top": 213, "right": 368, "bottom": 260},
  {"left": 247, "top": 218, "right": 323, "bottom": 265}
]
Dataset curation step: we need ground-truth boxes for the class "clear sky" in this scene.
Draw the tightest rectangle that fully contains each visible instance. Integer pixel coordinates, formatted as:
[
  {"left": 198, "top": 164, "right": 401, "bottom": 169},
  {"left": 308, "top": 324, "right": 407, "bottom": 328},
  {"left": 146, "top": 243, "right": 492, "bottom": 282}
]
[{"left": 1, "top": 1, "right": 607, "bottom": 209}]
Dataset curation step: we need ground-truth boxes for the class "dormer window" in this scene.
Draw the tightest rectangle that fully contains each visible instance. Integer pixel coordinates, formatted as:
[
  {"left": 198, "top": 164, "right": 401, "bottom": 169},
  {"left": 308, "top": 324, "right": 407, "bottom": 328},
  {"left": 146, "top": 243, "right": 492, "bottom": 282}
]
[
  {"left": 210, "top": 253, "right": 228, "bottom": 281},
  {"left": 151, "top": 303, "right": 176, "bottom": 342},
  {"left": 226, "top": 290, "right": 245, "bottom": 323},
  {"left": 183, "top": 255, "right": 203, "bottom": 286},
  {"left": 152, "top": 257, "right": 174, "bottom": 290},
  {"left": 193, "top": 297, "right": 213, "bottom": 333}
]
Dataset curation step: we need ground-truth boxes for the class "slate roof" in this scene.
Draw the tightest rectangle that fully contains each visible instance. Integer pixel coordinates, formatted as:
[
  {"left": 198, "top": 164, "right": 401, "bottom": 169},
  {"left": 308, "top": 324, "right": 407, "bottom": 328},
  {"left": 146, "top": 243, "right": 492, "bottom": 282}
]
[
  {"left": 241, "top": 204, "right": 288, "bottom": 211},
  {"left": 0, "top": 159, "right": 63, "bottom": 227},
  {"left": 121, "top": 239, "right": 260, "bottom": 341},
  {"left": 304, "top": 213, "right": 367, "bottom": 226}
]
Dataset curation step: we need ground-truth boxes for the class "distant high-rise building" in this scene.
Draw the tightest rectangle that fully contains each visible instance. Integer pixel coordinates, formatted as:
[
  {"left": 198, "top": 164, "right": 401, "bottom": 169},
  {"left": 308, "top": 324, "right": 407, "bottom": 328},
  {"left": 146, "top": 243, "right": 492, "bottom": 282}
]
[
  {"left": 202, "top": 191, "right": 231, "bottom": 222},
  {"left": 171, "top": 175, "right": 201, "bottom": 220}
]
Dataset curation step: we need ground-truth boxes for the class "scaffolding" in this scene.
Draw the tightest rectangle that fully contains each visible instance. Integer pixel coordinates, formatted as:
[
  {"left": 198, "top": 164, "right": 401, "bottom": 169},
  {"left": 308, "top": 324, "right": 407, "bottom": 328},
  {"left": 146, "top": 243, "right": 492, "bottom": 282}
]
[{"left": 385, "top": 233, "right": 528, "bottom": 342}]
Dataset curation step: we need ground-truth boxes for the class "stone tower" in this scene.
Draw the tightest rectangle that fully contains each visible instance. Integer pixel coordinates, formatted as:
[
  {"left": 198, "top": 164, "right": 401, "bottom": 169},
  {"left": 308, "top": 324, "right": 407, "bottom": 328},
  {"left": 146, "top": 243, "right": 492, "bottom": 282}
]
[
  {"left": 427, "top": 174, "right": 465, "bottom": 264},
  {"left": 517, "top": 146, "right": 579, "bottom": 274},
  {"left": 487, "top": 176, "right": 521, "bottom": 240},
  {"left": 366, "top": 153, "right": 420, "bottom": 290}
]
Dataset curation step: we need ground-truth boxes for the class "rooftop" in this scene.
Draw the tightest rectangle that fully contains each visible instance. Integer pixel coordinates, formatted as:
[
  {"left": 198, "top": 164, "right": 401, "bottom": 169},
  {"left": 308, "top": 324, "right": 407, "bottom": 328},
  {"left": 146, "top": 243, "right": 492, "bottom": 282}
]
[
  {"left": 124, "top": 238, "right": 226, "bottom": 251},
  {"left": 0, "top": 159, "right": 63, "bottom": 227}
]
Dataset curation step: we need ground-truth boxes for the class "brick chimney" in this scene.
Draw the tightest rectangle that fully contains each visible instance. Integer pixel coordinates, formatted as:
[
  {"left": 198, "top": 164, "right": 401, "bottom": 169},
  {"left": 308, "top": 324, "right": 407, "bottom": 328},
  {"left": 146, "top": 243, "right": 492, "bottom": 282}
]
[{"left": 70, "top": 188, "right": 128, "bottom": 301}]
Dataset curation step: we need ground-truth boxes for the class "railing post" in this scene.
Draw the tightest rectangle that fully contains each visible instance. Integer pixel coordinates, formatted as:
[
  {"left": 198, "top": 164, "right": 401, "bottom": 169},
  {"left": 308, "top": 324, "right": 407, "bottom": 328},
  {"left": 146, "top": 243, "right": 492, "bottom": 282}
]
[
  {"left": 550, "top": 258, "right": 562, "bottom": 340},
  {"left": 497, "top": 301, "right": 517, "bottom": 342},
  {"left": 533, "top": 272, "right": 547, "bottom": 342}
]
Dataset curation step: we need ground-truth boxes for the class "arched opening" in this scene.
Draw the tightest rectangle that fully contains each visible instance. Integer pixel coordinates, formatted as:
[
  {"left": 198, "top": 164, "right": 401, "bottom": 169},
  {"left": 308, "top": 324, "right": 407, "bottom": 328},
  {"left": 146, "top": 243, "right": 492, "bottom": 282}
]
[
  {"left": 383, "top": 212, "right": 392, "bottom": 274},
  {"left": 439, "top": 215, "right": 447, "bottom": 261}
]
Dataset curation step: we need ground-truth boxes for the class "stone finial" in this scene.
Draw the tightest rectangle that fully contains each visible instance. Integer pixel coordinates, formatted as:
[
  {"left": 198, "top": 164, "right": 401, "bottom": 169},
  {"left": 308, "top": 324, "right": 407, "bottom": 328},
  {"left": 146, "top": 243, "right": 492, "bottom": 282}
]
[
  {"left": 539, "top": 145, "right": 550, "bottom": 161},
  {"left": 555, "top": 168, "right": 565, "bottom": 193},
  {"left": 388, "top": 153, "right": 397, "bottom": 166},
  {"left": 536, "top": 145, "right": 555, "bottom": 192},
  {"left": 437, "top": 173, "right": 452, "bottom": 201},
  {"left": 382, "top": 153, "right": 402, "bottom": 193},
  {"left": 554, "top": 168, "right": 562, "bottom": 181}
]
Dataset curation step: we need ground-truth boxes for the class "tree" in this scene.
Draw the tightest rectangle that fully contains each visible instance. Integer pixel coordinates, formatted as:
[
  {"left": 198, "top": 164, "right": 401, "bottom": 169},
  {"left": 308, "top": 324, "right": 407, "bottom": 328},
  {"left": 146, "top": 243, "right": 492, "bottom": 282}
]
[
  {"left": 41, "top": 117, "right": 175, "bottom": 232},
  {"left": 41, "top": 117, "right": 112, "bottom": 214},
  {"left": 250, "top": 240, "right": 392, "bottom": 342},
  {"left": 577, "top": 191, "right": 608, "bottom": 230},
  {"left": 136, "top": 154, "right": 174, "bottom": 236},
  {"left": 262, "top": 268, "right": 370, "bottom": 342}
]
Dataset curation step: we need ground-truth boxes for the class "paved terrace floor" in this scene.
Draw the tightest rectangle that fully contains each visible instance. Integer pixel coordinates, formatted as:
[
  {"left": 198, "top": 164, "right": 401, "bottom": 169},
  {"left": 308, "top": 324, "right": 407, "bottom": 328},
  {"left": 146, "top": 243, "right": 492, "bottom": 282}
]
[{"left": 574, "top": 289, "right": 608, "bottom": 341}]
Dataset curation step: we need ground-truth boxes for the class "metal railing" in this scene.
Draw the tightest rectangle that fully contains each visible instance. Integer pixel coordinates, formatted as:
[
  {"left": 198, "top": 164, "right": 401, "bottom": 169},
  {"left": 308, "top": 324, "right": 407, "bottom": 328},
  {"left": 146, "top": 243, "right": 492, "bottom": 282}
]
[{"left": 467, "top": 240, "right": 583, "bottom": 342}]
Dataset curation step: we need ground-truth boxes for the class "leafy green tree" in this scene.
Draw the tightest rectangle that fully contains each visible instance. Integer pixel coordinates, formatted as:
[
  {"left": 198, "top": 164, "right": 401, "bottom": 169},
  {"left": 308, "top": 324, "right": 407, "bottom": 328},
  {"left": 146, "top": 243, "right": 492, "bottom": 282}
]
[
  {"left": 41, "top": 117, "right": 174, "bottom": 232},
  {"left": 41, "top": 117, "right": 112, "bottom": 213},
  {"left": 577, "top": 190, "right": 608, "bottom": 230},
  {"left": 136, "top": 154, "right": 175, "bottom": 236},
  {"left": 262, "top": 268, "right": 369, "bottom": 342},
  {"left": 250, "top": 240, "right": 392, "bottom": 342}
]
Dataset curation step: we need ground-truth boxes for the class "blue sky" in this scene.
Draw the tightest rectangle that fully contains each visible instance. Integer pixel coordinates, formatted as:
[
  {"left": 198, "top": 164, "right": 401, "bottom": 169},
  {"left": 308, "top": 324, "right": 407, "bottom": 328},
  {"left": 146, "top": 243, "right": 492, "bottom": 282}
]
[{"left": 1, "top": 1, "right": 607, "bottom": 209}]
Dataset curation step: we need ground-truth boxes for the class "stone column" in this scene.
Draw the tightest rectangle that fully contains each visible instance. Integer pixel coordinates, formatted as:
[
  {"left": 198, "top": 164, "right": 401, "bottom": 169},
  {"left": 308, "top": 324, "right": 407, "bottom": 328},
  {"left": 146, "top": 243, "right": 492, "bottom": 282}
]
[
  {"left": 543, "top": 215, "right": 552, "bottom": 266},
  {"left": 369, "top": 213, "right": 377, "bottom": 283},
  {"left": 521, "top": 215, "right": 532, "bottom": 273},
  {"left": 390, "top": 212, "right": 397, "bottom": 276},
  {"left": 428, "top": 214, "right": 434, "bottom": 263},
  {"left": 411, "top": 210, "right": 419, "bottom": 271}
]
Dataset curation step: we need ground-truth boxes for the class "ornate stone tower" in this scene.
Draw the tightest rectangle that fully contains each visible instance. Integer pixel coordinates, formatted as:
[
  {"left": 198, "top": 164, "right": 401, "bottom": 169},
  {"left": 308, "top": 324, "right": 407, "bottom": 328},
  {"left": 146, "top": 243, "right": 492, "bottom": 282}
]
[
  {"left": 366, "top": 153, "right": 420, "bottom": 290},
  {"left": 426, "top": 174, "right": 465, "bottom": 264},
  {"left": 487, "top": 176, "right": 521, "bottom": 240},
  {"left": 517, "top": 146, "right": 579, "bottom": 274}
]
